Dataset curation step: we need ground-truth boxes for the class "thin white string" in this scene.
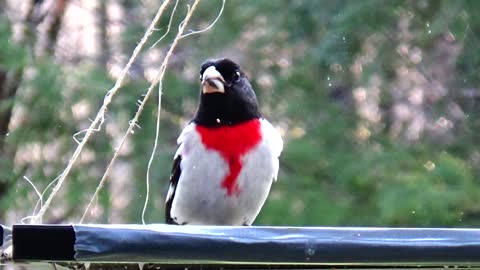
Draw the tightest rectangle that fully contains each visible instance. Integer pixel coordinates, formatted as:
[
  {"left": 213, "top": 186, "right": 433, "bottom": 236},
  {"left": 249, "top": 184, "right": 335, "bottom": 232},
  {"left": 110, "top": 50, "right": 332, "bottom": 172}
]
[
  {"left": 21, "top": 176, "right": 60, "bottom": 224},
  {"left": 178, "top": 0, "right": 225, "bottom": 40},
  {"left": 150, "top": 0, "right": 180, "bottom": 50},
  {"left": 141, "top": 66, "right": 165, "bottom": 225},
  {"left": 20, "top": 176, "right": 43, "bottom": 224}
]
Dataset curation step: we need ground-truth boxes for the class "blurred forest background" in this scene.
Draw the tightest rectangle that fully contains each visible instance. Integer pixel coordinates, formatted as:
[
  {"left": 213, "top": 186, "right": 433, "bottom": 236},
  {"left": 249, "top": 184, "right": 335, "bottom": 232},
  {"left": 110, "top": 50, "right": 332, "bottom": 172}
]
[{"left": 1, "top": 0, "right": 480, "bottom": 227}]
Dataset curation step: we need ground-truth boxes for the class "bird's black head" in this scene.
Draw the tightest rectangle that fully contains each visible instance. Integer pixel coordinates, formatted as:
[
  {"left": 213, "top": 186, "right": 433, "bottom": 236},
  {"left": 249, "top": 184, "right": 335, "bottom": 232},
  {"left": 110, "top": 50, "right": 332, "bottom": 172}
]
[{"left": 194, "top": 58, "right": 261, "bottom": 127}]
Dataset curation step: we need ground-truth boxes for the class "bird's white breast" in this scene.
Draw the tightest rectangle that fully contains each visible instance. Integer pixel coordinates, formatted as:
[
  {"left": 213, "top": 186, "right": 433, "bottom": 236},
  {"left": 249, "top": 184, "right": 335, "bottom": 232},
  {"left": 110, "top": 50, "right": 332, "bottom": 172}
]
[{"left": 169, "top": 119, "right": 282, "bottom": 225}]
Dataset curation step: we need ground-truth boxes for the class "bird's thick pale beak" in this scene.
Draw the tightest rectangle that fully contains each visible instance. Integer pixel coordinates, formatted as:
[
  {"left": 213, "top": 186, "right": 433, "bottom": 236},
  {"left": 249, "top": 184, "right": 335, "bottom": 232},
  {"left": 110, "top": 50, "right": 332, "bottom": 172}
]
[{"left": 202, "top": 66, "right": 225, "bottom": 94}]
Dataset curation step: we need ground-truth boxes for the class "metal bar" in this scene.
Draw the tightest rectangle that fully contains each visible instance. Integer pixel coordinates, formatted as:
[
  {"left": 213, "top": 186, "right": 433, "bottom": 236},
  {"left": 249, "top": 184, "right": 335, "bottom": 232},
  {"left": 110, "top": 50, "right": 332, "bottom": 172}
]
[{"left": 9, "top": 224, "right": 480, "bottom": 268}]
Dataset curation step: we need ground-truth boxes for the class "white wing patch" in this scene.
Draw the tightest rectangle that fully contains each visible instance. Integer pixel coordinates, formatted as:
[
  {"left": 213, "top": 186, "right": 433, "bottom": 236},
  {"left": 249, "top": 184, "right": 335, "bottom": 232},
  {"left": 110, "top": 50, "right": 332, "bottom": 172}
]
[{"left": 165, "top": 182, "right": 175, "bottom": 203}]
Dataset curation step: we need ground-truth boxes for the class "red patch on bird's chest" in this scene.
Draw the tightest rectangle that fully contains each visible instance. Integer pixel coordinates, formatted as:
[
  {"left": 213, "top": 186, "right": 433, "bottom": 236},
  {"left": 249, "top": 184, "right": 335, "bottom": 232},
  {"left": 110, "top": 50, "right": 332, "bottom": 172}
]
[{"left": 196, "top": 119, "right": 262, "bottom": 196}]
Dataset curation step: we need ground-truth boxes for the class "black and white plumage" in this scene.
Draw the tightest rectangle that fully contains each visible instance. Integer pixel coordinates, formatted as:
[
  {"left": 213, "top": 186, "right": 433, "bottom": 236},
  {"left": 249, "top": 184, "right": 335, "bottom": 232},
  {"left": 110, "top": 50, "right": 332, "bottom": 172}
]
[{"left": 165, "top": 58, "right": 283, "bottom": 225}]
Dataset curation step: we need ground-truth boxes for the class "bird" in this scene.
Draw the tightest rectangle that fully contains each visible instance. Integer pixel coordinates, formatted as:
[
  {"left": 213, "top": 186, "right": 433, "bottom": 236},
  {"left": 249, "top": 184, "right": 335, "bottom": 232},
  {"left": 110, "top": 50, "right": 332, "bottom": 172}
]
[{"left": 165, "top": 58, "right": 283, "bottom": 225}]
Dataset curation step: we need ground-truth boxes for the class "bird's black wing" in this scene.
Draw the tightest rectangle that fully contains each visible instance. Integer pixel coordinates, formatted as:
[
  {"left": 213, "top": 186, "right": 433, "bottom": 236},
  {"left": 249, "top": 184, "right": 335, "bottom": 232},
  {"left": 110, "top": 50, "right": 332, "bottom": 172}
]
[{"left": 165, "top": 154, "right": 182, "bottom": 224}]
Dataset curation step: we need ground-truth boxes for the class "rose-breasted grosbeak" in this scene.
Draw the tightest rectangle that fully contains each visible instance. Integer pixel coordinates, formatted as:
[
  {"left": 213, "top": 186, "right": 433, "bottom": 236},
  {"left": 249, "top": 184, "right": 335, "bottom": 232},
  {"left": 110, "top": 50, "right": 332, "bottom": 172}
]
[{"left": 165, "top": 58, "right": 283, "bottom": 225}]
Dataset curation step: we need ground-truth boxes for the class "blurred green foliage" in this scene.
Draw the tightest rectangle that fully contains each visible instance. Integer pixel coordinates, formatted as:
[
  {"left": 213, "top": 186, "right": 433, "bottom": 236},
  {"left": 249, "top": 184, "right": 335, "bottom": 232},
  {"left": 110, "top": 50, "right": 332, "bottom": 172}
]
[{"left": 1, "top": 0, "right": 480, "bottom": 227}]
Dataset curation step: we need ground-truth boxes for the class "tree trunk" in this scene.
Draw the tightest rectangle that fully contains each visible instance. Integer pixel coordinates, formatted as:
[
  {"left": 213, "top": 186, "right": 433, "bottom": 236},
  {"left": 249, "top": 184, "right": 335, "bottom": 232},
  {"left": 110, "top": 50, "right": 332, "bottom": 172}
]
[
  {"left": 98, "top": 0, "right": 110, "bottom": 68},
  {"left": 41, "top": 0, "right": 67, "bottom": 56}
]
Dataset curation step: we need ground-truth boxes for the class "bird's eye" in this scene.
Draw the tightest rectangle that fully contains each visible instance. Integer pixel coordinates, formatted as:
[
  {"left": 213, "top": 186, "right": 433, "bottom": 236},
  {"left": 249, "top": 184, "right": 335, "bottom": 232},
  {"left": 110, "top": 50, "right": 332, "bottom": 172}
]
[{"left": 233, "top": 71, "right": 241, "bottom": 82}]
